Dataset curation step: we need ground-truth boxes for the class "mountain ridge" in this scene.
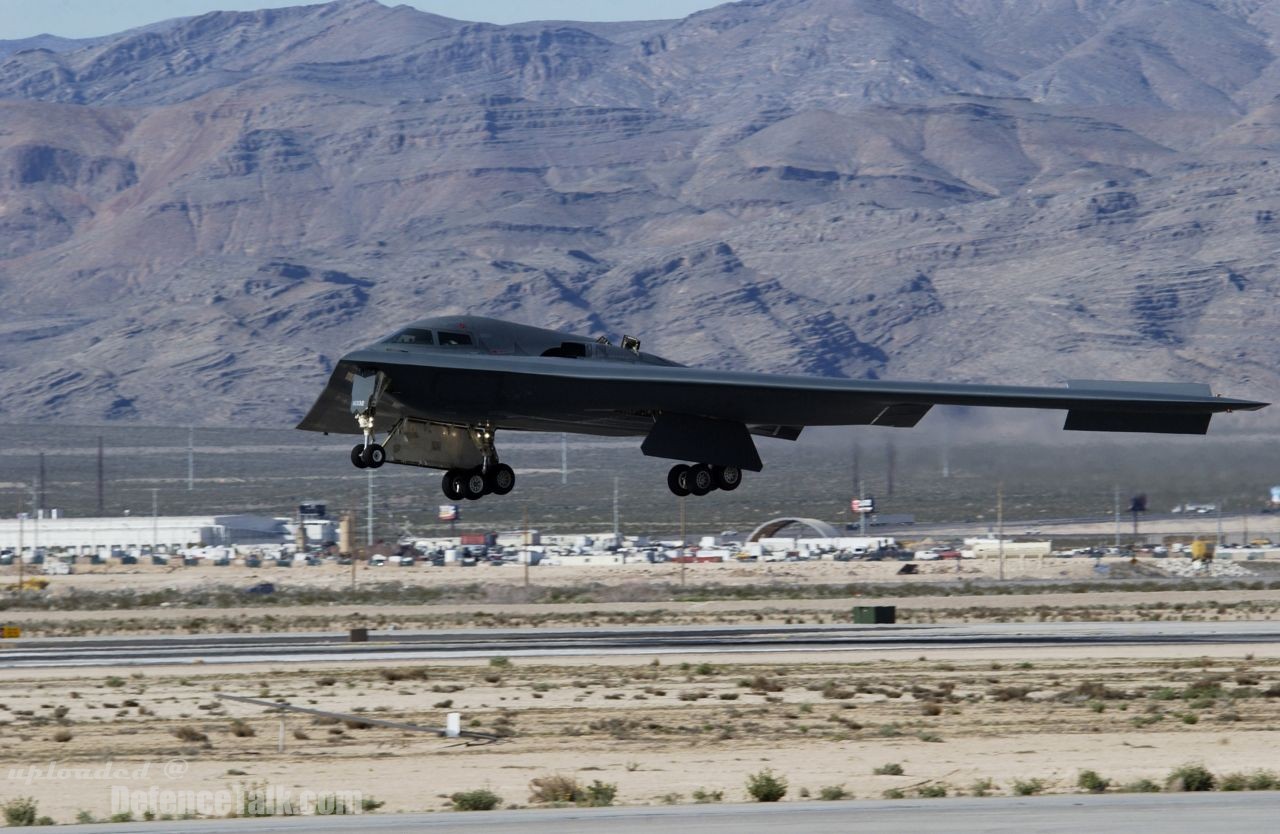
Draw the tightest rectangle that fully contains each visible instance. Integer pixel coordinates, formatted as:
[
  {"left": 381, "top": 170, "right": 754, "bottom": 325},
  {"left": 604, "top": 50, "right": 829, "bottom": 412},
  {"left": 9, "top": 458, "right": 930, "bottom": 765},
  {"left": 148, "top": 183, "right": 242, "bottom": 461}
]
[{"left": 0, "top": 0, "right": 1276, "bottom": 428}]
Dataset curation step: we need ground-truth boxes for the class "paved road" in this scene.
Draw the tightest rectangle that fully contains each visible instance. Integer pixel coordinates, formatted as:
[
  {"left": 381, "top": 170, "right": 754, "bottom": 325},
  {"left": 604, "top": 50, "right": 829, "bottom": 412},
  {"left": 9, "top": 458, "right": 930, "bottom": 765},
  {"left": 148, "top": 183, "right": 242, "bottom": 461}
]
[
  {"left": 3, "top": 620, "right": 1278, "bottom": 668},
  {"left": 68, "top": 793, "right": 1280, "bottom": 834}
]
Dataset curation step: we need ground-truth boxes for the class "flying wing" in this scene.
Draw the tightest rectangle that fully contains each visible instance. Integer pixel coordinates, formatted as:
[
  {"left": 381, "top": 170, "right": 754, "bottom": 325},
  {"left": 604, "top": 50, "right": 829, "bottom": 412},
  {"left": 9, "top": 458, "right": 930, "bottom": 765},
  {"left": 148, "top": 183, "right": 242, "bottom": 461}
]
[
  {"left": 297, "top": 316, "right": 1266, "bottom": 498},
  {"left": 300, "top": 348, "right": 1263, "bottom": 437}
]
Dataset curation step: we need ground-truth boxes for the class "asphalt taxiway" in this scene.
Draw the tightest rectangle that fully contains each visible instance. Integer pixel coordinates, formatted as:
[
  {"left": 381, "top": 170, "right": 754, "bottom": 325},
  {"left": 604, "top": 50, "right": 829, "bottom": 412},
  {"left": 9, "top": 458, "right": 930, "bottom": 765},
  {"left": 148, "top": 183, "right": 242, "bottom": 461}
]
[
  {"left": 66, "top": 792, "right": 1280, "bottom": 834},
  {"left": 2, "top": 620, "right": 1277, "bottom": 668}
]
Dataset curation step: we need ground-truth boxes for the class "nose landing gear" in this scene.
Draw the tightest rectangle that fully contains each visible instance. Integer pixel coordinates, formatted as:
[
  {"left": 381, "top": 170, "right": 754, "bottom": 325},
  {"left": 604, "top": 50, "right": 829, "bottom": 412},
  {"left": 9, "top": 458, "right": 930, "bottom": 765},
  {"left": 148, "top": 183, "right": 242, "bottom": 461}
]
[
  {"left": 349, "top": 370, "right": 387, "bottom": 469},
  {"left": 667, "top": 463, "right": 743, "bottom": 497}
]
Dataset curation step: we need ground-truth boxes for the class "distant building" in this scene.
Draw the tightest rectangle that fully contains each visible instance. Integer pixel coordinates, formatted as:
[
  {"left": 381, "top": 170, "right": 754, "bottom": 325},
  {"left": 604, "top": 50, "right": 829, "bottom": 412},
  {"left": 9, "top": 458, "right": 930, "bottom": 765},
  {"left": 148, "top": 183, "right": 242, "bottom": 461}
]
[{"left": 0, "top": 514, "right": 297, "bottom": 554}]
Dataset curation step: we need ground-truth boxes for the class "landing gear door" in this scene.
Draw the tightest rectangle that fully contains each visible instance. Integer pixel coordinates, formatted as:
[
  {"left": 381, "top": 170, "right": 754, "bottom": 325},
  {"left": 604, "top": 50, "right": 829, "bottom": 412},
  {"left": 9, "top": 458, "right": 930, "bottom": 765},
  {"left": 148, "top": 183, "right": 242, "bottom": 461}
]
[
  {"left": 384, "top": 419, "right": 483, "bottom": 471},
  {"left": 350, "top": 370, "right": 387, "bottom": 415}
]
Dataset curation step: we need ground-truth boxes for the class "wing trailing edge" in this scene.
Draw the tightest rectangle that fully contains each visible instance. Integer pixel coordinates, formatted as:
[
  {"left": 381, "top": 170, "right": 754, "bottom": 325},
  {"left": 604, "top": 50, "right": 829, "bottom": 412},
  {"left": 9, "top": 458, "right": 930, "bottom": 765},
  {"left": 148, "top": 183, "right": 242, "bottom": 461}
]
[{"left": 1064, "top": 380, "right": 1216, "bottom": 434}]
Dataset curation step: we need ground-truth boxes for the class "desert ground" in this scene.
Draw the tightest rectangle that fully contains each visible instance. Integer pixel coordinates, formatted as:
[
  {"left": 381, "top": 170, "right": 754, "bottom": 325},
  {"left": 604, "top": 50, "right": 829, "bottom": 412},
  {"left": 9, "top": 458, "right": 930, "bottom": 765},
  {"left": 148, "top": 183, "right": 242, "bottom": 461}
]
[
  {"left": 0, "top": 646, "right": 1278, "bottom": 822},
  {"left": 2, "top": 560, "right": 1278, "bottom": 823},
  {"left": 2, "top": 556, "right": 1279, "bottom": 637}
]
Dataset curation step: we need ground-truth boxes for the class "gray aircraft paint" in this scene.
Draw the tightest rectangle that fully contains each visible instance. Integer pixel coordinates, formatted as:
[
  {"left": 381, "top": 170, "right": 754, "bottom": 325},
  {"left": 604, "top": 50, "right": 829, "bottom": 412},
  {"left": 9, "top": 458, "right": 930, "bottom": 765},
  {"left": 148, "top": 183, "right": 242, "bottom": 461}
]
[{"left": 298, "top": 316, "right": 1266, "bottom": 476}]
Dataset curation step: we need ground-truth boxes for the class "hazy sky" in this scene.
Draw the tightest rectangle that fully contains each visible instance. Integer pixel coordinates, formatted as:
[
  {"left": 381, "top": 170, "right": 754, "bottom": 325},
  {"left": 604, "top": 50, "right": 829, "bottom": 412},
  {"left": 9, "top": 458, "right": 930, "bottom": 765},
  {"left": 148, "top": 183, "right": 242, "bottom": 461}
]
[{"left": 0, "top": 0, "right": 728, "bottom": 39}]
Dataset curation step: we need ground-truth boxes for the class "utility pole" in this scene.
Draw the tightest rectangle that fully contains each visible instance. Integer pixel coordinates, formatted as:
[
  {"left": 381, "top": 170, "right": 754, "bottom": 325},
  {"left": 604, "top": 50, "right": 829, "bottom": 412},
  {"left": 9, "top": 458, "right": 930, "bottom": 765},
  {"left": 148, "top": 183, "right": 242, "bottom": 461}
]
[
  {"left": 37, "top": 453, "right": 46, "bottom": 513},
  {"left": 858, "top": 478, "right": 867, "bottom": 536},
  {"left": 560, "top": 434, "right": 567, "bottom": 485},
  {"left": 679, "top": 495, "right": 686, "bottom": 587},
  {"left": 96, "top": 435, "right": 105, "bottom": 515},
  {"left": 31, "top": 485, "right": 38, "bottom": 565},
  {"left": 366, "top": 469, "right": 374, "bottom": 547},
  {"left": 187, "top": 426, "right": 195, "bottom": 491},
  {"left": 885, "top": 441, "right": 895, "bottom": 497},
  {"left": 612, "top": 477, "right": 620, "bottom": 546},
  {"left": 151, "top": 488, "right": 159, "bottom": 557},
  {"left": 523, "top": 504, "right": 530, "bottom": 592},
  {"left": 1216, "top": 501, "right": 1224, "bottom": 547},
  {"left": 851, "top": 441, "right": 860, "bottom": 500},
  {"left": 997, "top": 482, "right": 1005, "bottom": 581},
  {"left": 1113, "top": 486, "right": 1121, "bottom": 548},
  {"left": 16, "top": 498, "right": 23, "bottom": 591}
]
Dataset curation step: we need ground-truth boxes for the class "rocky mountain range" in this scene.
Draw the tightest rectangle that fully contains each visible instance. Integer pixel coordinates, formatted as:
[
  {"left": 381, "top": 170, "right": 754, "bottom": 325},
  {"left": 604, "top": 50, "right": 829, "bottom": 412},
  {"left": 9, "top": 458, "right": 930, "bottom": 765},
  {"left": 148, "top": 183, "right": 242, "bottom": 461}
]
[{"left": 0, "top": 0, "right": 1277, "bottom": 427}]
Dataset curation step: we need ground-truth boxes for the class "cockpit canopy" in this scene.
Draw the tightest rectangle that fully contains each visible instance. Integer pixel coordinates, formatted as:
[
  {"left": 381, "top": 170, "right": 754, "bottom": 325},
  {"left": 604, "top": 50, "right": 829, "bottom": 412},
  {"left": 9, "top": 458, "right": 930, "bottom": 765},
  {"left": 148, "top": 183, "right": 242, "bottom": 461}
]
[
  {"left": 377, "top": 317, "right": 680, "bottom": 367},
  {"left": 384, "top": 327, "right": 472, "bottom": 347}
]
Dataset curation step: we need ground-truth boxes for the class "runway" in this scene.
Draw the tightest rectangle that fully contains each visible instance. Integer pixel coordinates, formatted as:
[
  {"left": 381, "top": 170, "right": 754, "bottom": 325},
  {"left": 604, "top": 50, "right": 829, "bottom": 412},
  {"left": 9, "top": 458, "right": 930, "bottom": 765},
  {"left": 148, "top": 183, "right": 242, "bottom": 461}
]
[
  {"left": 66, "top": 793, "right": 1280, "bottom": 834},
  {"left": 2, "top": 620, "right": 1278, "bottom": 668}
]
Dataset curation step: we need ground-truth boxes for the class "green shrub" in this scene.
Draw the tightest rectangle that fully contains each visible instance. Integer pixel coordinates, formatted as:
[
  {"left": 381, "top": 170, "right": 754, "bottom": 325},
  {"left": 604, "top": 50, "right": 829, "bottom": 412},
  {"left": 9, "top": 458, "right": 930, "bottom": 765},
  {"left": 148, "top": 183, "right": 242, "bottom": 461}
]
[
  {"left": 450, "top": 789, "right": 501, "bottom": 811},
  {"left": 1167, "top": 763, "right": 1215, "bottom": 792},
  {"left": 918, "top": 784, "right": 948, "bottom": 798},
  {"left": 1247, "top": 771, "right": 1279, "bottom": 791},
  {"left": 1120, "top": 779, "right": 1161, "bottom": 793},
  {"left": 529, "top": 774, "right": 580, "bottom": 804},
  {"left": 745, "top": 769, "right": 788, "bottom": 802},
  {"left": 818, "top": 785, "right": 849, "bottom": 800},
  {"left": 969, "top": 778, "right": 995, "bottom": 797},
  {"left": 1012, "top": 778, "right": 1045, "bottom": 796},
  {"left": 882, "top": 788, "right": 905, "bottom": 799},
  {"left": 172, "top": 725, "right": 208, "bottom": 743},
  {"left": 1077, "top": 770, "right": 1110, "bottom": 793},
  {"left": 873, "top": 763, "right": 904, "bottom": 776},
  {"left": 229, "top": 719, "right": 255, "bottom": 737},
  {"left": 582, "top": 780, "right": 617, "bottom": 807},
  {"left": 3, "top": 797, "right": 38, "bottom": 826},
  {"left": 1219, "top": 772, "right": 1248, "bottom": 791},
  {"left": 692, "top": 788, "right": 723, "bottom": 803}
]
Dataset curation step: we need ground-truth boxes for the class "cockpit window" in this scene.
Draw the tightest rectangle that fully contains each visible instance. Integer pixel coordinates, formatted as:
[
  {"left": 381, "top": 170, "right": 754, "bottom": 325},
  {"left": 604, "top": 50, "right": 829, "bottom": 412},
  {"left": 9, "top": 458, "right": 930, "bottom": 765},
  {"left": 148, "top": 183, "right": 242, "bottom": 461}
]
[
  {"left": 438, "top": 331, "right": 473, "bottom": 346},
  {"left": 386, "top": 328, "right": 434, "bottom": 345}
]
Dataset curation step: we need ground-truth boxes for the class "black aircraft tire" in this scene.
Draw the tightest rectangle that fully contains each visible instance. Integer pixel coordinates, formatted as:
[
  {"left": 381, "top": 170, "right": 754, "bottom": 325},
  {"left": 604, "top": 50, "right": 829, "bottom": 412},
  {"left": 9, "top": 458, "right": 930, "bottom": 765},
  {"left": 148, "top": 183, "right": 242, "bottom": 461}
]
[
  {"left": 351, "top": 445, "right": 368, "bottom": 469},
  {"left": 667, "top": 464, "right": 691, "bottom": 497},
  {"left": 442, "top": 471, "right": 464, "bottom": 501},
  {"left": 713, "top": 465, "right": 742, "bottom": 491},
  {"left": 688, "top": 464, "right": 715, "bottom": 496},
  {"left": 361, "top": 444, "right": 386, "bottom": 468},
  {"left": 463, "top": 468, "right": 488, "bottom": 500},
  {"left": 488, "top": 464, "right": 516, "bottom": 496}
]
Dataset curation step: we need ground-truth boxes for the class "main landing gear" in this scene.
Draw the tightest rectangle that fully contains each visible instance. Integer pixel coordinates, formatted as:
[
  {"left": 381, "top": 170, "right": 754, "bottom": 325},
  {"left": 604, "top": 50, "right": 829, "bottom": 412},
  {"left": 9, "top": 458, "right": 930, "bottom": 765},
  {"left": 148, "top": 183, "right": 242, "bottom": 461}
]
[
  {"left": 441, "top": 463, "right": 515, "bottom": 501},
  {"left": 440, "top": 426, "right": 517, "bottom": 501},
  {"left": 667, "top": 463, "right": 743, "bottom": 497},
  {"left": 347, "top": 419, "right": 519, "bottom": 501}
]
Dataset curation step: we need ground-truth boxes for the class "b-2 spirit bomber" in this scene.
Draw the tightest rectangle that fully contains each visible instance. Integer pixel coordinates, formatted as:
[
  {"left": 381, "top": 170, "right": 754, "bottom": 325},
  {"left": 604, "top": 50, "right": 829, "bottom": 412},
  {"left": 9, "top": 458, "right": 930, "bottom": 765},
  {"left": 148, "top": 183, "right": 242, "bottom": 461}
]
[{"left": 298, "top": 316, "right": 1266, "bottom": 501}]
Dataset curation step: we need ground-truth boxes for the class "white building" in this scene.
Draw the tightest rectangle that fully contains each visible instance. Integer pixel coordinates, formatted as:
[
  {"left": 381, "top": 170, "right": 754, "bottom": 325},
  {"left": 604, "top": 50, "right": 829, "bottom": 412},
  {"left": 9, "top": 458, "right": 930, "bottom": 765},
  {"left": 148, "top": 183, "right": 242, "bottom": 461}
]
[
  {"left": 963, "top": 538, "right": 1052, "bottom": 559},
  {"left": 0, "top": 514, "right": 295, "bottom": 555}
]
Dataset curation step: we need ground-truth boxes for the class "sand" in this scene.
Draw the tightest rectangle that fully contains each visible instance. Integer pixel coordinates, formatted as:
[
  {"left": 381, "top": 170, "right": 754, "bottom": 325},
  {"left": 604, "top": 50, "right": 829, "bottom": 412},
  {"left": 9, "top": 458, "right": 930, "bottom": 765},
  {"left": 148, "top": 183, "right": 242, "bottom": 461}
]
[{"left": 0, "top": 645, "right": 1277, "bottom": 822}]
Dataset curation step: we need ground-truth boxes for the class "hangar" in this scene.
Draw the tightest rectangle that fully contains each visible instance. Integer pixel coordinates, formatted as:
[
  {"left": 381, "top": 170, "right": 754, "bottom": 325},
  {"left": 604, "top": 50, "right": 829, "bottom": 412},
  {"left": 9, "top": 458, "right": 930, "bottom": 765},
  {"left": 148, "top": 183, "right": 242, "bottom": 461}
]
[{"left": 747, "top": 517, "right": 843, "bottom": 543}]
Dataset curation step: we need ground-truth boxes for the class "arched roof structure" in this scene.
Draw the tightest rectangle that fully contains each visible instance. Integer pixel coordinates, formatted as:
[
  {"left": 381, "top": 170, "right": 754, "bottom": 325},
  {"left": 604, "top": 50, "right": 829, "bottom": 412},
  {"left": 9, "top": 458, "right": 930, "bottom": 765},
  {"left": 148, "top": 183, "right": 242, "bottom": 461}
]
[{"left": 747, "top": 517, "right": 842, "bottom": 542}]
